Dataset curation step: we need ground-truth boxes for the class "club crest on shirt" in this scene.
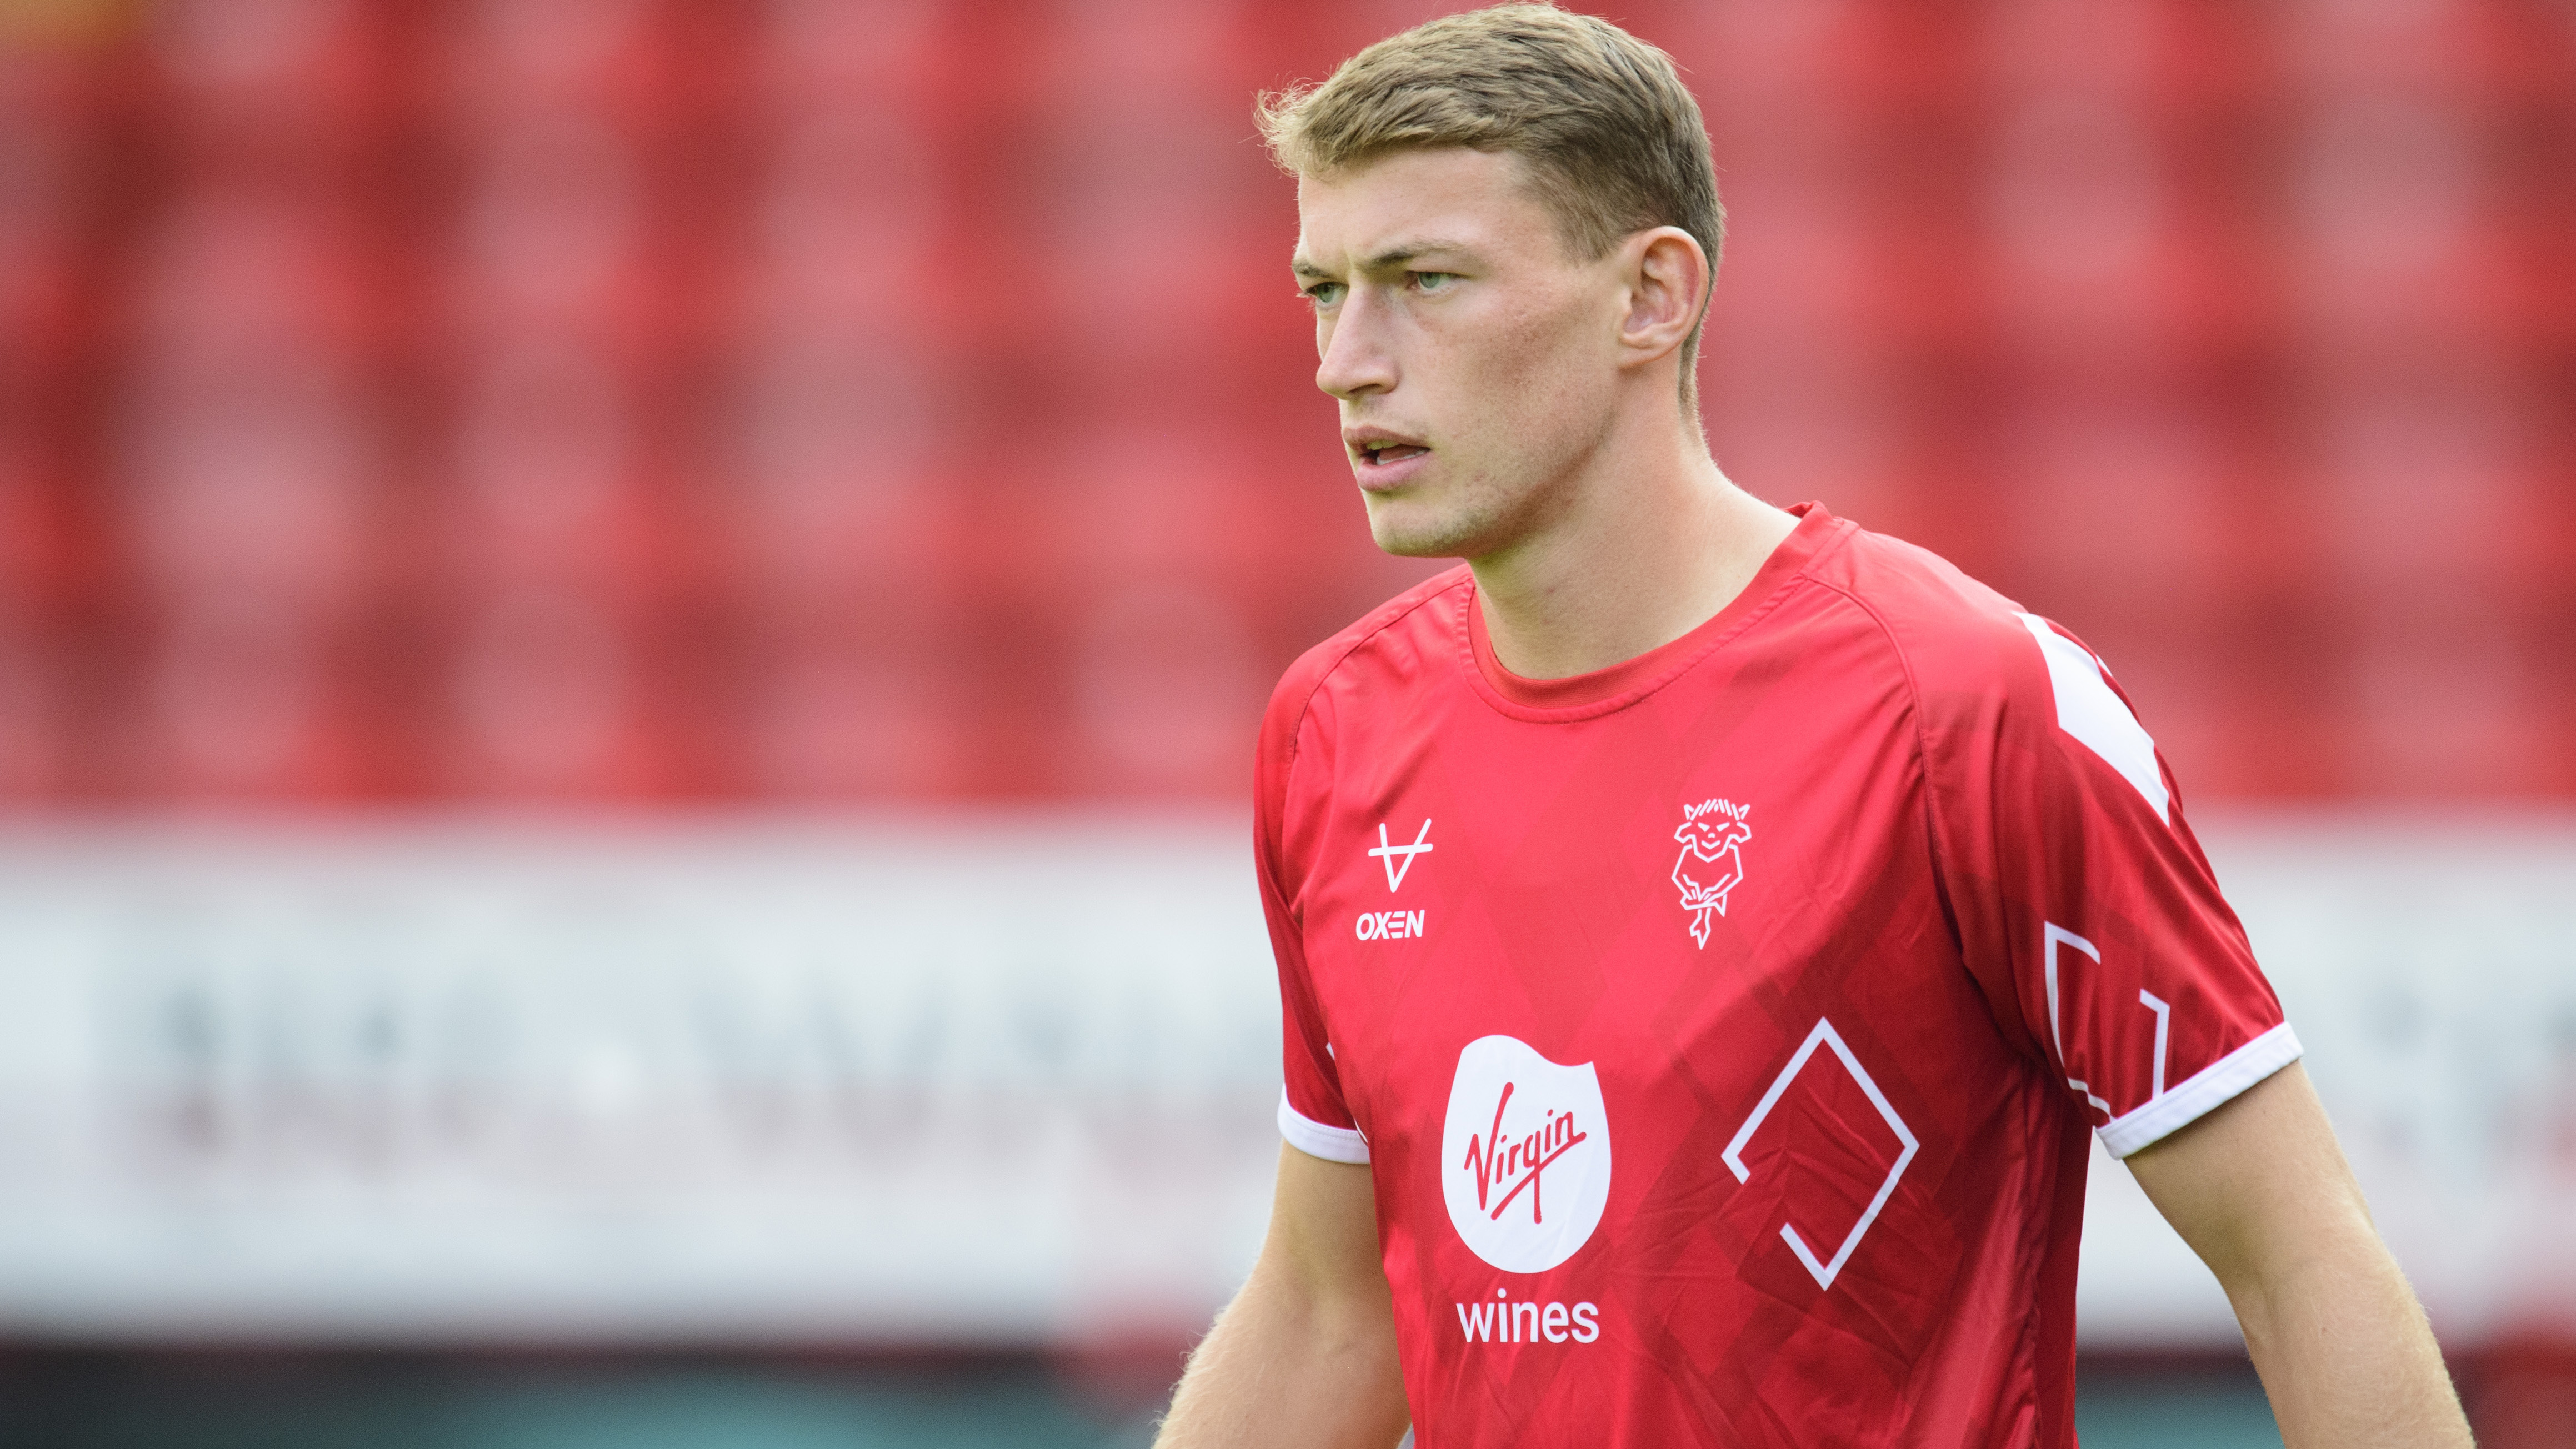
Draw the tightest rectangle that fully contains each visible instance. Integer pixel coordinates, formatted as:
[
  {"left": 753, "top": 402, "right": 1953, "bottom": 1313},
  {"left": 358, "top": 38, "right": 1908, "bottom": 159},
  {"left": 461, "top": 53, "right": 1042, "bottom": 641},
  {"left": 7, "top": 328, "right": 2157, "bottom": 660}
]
[{"left": 1672, "top": 798, "right": 1751, "bottom": 949}]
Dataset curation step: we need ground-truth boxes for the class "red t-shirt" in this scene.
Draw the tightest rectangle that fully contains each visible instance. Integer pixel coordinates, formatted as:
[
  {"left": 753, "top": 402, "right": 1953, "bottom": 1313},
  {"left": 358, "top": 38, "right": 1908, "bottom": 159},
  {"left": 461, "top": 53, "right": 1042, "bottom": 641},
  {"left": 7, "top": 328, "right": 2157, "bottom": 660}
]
[{"left": 1256, "top": 503, "right": 2297, "bottom": 1447}]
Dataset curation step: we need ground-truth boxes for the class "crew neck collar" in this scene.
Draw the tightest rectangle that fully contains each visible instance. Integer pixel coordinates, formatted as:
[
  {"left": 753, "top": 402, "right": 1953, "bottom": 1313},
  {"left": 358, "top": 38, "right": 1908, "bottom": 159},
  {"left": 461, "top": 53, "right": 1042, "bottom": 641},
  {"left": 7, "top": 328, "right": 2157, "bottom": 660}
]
[{"left": 1462, "top": 501, "right": 1847, "bottom": 719}]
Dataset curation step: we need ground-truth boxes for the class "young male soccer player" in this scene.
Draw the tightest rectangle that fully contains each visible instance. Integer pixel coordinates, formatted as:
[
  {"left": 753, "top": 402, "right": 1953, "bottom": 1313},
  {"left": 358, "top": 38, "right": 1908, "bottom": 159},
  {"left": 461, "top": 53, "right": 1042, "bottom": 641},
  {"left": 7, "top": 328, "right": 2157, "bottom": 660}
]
[{"left": 1154, "top": 7, "right": 2474, "bottom": 1447}]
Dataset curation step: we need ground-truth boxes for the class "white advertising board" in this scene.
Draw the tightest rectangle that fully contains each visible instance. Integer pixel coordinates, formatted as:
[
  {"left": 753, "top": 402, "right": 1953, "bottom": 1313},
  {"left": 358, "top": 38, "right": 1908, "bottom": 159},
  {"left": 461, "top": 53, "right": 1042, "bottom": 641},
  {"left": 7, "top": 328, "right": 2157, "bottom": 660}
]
[{"left": 0, "top": 814, "right": 2566, "bottom": 1348}]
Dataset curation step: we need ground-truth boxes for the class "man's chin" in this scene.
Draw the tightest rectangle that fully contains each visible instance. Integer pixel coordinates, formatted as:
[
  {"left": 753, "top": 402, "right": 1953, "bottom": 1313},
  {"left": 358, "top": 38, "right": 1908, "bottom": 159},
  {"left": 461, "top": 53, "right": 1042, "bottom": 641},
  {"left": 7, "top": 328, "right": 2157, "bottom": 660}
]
[{"left": 1363, "top": 506, "right": 1476, "bottom": 560}]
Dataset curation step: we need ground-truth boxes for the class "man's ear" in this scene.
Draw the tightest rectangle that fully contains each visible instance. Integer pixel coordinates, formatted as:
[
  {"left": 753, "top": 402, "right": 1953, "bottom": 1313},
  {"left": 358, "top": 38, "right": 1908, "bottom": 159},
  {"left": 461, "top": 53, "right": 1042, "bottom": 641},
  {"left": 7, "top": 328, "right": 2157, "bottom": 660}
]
[{"left": 1617, "top": 227, "right": 1710, "bottom": 369}]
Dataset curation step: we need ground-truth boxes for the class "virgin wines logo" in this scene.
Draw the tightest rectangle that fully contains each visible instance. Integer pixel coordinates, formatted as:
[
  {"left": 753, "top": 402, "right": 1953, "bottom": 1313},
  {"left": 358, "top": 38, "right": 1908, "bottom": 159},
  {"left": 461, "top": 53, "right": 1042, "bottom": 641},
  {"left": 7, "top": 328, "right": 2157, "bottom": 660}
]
[
  {"left": 1439, "top": 1036, "right": 1612, "bottom": 1273},
  {"left": 1459, "top": 1084, "right": 1586, "bottom": 1225}
]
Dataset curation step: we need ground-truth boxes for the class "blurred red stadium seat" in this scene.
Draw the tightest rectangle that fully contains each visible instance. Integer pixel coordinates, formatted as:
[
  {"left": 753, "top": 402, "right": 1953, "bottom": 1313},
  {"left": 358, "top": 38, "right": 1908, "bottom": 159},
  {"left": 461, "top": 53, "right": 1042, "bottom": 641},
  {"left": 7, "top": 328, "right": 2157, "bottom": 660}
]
[
  {"left": 437, "top": 580, "right": 686, "bottom": 799},
  {"left": 143, "top": 0, "right": 399, "bottom": 161},
  {"left": 0, "top": 0, "right": 2559, "bottom": 806}
]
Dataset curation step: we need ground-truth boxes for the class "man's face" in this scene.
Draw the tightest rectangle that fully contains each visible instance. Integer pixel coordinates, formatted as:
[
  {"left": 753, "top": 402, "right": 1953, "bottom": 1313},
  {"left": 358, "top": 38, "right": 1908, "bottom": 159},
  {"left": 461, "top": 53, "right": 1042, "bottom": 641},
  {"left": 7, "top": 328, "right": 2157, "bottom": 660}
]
[{"left": 1294, "top": 148, "right": 1630, "bottom": 560}]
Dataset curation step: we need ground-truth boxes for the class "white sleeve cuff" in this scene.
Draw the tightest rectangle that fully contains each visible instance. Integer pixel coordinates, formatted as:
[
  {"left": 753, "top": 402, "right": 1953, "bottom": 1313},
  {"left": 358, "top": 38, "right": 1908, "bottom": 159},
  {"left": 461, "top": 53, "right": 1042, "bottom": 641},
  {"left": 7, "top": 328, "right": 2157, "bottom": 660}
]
[
  {"left": 1278, "top": 1088, "right": 1370, "bottom": 1164},
  {"left": 2098, "top": 1022, "right": 2303, "bottom": 1159}
]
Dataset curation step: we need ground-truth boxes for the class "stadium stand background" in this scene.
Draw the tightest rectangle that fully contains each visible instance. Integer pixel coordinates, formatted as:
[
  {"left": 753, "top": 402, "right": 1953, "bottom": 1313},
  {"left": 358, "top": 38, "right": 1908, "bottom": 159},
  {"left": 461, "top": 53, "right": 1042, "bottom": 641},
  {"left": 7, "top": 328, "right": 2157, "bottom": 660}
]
[{"left": 0, "top": 1, "right": 2569, "bottom": 1446}]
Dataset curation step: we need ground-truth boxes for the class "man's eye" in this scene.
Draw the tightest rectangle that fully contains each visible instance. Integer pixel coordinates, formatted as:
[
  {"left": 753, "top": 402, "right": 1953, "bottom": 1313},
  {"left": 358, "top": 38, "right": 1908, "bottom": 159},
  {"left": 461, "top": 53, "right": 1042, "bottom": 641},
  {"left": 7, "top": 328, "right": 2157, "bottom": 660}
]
[
  {"left": 1413, "top": 271, "right": 1459, "bottom": 293},
  {"left": 1302, "top": 282, "right": 1346, "bottom": 307}
]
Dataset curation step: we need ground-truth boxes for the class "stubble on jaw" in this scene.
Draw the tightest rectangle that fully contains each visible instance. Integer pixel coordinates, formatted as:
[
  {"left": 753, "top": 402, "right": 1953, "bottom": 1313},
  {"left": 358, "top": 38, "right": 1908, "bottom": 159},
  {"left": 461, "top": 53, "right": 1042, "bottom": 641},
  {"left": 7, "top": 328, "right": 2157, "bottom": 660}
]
[
  {"left": 1358, "top": 394, "right": 1618, "bottom": 565},
  {"left": 1364, "top": 324, "right": 1627, "bottom": 565},
  {"left": 1363, "top": 475, "right": 1509, "bottom": 559}
]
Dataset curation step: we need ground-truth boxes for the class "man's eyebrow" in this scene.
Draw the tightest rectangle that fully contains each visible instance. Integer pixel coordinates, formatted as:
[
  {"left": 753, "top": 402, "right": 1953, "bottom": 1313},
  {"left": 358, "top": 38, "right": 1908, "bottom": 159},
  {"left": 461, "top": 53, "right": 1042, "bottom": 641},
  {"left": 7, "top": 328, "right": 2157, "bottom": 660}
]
[
  {"left": 1292, "top": 239, "right": 1480, "bottom": 278},
  {"left": 1362, "top": 238, "right": 1476, "bottom": 268}
]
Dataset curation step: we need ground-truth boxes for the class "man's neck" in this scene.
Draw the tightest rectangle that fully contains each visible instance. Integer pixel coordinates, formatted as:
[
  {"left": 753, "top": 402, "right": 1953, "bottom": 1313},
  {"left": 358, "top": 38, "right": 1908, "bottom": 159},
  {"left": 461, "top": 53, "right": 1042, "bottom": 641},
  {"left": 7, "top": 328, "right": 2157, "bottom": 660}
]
[{"left": 1468, "top": 423, "right": 1798, "bottom": 682}]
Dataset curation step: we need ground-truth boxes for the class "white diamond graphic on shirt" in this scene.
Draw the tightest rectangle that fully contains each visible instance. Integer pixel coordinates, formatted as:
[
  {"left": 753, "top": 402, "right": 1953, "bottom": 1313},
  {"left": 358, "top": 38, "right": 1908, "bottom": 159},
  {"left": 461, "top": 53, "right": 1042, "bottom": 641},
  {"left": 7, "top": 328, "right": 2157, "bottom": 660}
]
[
  {"left": 1722, "top": 1018, "right": 1919, "bottom": 1291},
  {"left": 1441, "top": 1035, "right": 1613, "bottom": 1274}
]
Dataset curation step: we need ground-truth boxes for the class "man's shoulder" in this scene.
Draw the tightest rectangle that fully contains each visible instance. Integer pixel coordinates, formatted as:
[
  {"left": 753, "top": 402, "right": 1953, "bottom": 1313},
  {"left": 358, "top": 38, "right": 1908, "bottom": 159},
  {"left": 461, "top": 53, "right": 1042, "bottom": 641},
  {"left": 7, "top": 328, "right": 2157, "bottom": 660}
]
[
  {"left": 1262, "top": 564, "right": 1473, "bottom": 740},
  {"left": 1800, "top": 517, "right": 2055, "bottom": 711},
  {"left": 1808, "top": 516, "right": 2164, "bottom": 818}
]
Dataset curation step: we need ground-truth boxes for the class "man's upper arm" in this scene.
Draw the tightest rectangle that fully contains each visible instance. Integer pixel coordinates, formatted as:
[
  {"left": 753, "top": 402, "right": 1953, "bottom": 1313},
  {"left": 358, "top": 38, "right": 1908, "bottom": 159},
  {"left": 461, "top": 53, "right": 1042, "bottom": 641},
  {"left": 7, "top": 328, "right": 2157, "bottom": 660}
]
[
  {"left": 2123, "top": 1059, "right": 2476, "bottom": 1447},
  {"left": 1153, "top": 1145, "right": 1405, "bottom": 1447},
  {"left": 1266, "top": 1141, "right": 1395, "bottom": 1312},
  {"left": 2122, "top": 1060, "right": 2374, "bottom": 1290}
]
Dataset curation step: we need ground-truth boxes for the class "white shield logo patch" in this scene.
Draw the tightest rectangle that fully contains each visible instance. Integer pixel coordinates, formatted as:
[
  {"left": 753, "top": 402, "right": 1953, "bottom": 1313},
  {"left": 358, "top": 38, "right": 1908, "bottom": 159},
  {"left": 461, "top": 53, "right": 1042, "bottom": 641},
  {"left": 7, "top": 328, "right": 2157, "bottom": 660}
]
[{"left": 1440, "top": 1035, "right": 1613, "bottom": 1273}]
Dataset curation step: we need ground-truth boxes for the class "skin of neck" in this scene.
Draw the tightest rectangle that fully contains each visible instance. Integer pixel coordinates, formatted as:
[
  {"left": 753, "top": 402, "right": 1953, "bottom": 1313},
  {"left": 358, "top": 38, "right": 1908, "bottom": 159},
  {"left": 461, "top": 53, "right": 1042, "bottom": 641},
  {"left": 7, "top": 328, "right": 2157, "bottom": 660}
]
[{"left": 1468, "top": 376, "right": 1795, "bottom": 683}]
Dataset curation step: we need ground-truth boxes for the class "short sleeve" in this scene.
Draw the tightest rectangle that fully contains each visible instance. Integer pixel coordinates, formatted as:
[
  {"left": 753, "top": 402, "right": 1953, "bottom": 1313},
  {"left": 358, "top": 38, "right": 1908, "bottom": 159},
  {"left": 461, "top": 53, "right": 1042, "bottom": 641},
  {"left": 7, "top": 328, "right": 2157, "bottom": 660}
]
[
  {"left": 1256, "top": 666, "right": 1369, "bottom": 1165},
  {"left": 1925, "top": 612, "right": 2299, "bottom": 1158}
]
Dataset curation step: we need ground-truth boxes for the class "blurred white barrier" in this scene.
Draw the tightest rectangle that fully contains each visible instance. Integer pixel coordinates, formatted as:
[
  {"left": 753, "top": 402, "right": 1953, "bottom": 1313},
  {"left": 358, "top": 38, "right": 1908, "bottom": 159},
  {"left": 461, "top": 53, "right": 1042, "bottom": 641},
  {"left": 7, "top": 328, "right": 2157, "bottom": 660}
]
[
  {"left": 0, "top": 815, "right": 1282, "bottom": 1342},
  {"left": 0, "top": 813, "right": 2567, "bottom": 1348}
]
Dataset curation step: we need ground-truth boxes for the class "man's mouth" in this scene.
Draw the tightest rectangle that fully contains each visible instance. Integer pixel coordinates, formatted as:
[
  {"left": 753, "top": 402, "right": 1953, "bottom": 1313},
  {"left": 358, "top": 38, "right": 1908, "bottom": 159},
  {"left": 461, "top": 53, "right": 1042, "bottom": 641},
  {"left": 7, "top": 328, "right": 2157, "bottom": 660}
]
[{"left": 1360, "top": 443, "right": 1430, "bottom": 466}]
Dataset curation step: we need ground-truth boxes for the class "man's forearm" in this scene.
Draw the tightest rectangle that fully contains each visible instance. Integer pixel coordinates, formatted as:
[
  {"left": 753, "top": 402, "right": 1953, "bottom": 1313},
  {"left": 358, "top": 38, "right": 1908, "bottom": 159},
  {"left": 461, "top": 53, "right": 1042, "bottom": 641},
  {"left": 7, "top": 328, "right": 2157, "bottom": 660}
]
[
  {"left": 2222, "top": 1225, "right": 2470, "bottom": 1449},
  {"left": 1154, "top": 1257, "right": 1409, "bottom": 1448}
]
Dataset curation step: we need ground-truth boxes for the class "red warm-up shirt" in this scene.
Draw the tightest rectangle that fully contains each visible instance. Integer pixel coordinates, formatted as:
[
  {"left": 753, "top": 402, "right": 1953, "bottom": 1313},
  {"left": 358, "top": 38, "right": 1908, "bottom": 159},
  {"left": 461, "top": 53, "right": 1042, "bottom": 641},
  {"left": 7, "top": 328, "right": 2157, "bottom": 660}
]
[{"left": 1257, "top": 503, "right": 2295, "bottom": 1447}]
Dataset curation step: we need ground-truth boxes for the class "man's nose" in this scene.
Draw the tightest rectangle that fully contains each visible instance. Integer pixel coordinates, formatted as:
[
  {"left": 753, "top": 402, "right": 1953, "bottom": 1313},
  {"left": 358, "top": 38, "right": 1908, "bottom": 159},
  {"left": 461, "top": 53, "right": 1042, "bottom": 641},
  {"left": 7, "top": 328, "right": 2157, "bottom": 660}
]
[{"left": 1315, "top": 290, "right": 1396, "bottom": 401}]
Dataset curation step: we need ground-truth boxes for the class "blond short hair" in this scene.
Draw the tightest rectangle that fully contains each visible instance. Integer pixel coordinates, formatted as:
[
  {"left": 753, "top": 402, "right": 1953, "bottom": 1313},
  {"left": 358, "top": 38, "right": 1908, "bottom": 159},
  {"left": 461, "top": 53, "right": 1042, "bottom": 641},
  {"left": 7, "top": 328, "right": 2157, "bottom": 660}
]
[{"left": 1257, "top": 3, "right": 1724, "bottom": 398}]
